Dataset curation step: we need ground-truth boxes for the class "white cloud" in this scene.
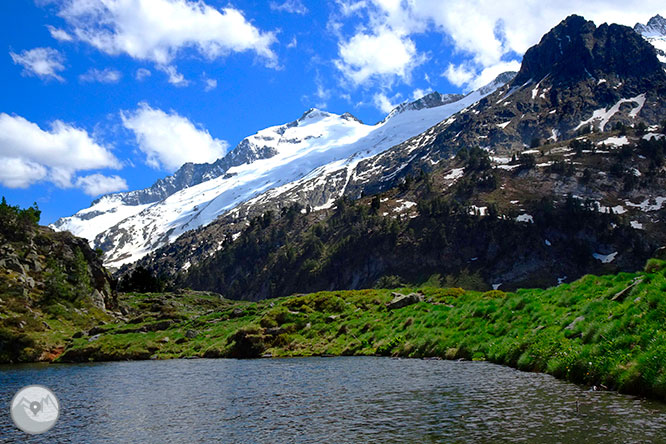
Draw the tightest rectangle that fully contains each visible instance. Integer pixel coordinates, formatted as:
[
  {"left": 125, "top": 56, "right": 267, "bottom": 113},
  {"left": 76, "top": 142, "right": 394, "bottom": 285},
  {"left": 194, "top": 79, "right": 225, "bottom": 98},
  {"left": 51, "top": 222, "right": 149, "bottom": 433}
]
[
  {"left": 0, "top": 158, "right": 48, "bottom": 189},
  {"left": 54, "top": 0, "right": 277, "bottom": 66},
  {"left": 336, "top": 0, "right": 369, "bottom": 17},
  {"left": 121, "top": 103, "right": 228, "bottom": 171},
  {"left": 9, "top": 47, "right": 66, "bottom": 82},
  {"left": 412, "top": 88, "right": 433, "bottom": 101},
  {"left": 75, "top": 174, "right": 128, "bottom": 196},
  {"left": 135, "top": 68, "right": 151, "bottom": 80},
  {"left": 0, "top": 114, "right": 120, "bottom": 189},
  {"left": 270, "top": 0, "right": 308, "bottom": 15},
  {"left": 158, "top": 65, "right": 189, "bottom": 86},
  {"left": 204, "top": 77, "right": 217, "bottom": 92},
  {"left": 468, "top": 60, "right": 522, "bottom": 89},
  {"left": 336, "top": 27, "right": 422, "bottom": 85},
  {"left": 373, "top": 92, "right": 398, "bottom": 113},
  {"left": 444, "top": 63, "right": 475, "bottom": 88},
  {"left": 47, "top": 25, "right": 73, "bottom": 42},
  {"left": 79, "top": 68, "right": 122, "bottom": 83}
]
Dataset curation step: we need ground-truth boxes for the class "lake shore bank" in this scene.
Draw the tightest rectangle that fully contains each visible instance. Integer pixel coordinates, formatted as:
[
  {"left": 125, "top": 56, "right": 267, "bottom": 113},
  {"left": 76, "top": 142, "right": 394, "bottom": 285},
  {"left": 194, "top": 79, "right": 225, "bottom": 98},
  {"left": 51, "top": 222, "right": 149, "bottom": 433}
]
[{"left": 5, "top": 258, "right": 665, "bottom": 403}]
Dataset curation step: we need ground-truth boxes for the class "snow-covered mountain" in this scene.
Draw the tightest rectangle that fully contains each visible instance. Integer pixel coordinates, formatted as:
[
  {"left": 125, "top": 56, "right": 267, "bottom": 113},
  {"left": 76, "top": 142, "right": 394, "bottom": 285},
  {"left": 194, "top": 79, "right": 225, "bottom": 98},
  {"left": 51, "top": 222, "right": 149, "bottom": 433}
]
[
  {"left": 53, "top": 78, "right": 511, "bottom": 268},
  {"left": 135, "top": 14, "right": 666, "bottom": 295},
  {"left": 635, "top": 14, "right": 666, "bottom": 64}
]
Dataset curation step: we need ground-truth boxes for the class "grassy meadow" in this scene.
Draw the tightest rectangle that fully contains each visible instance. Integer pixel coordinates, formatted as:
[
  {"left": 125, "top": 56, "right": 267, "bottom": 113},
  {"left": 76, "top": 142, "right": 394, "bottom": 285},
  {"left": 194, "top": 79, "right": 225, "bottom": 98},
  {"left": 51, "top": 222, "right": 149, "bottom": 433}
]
[{"left": 52, "top": 258, "right": 666, "bottom": 401}]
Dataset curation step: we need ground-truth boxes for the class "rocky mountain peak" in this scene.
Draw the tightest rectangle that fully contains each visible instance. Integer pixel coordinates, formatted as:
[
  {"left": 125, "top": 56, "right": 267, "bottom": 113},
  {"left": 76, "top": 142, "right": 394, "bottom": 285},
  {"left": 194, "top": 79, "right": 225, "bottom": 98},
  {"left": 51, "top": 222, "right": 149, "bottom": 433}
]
[
  {"left": 298, "top": 108, "right": 331, "bottom": 122},
  {"left": 341, "top": 112, "right": 363, "bottom": 124},
  {"left": 404, "top": 92, "right": 465, "bottom": 112},
  {"left": 635, "top": 14, "right": 666, "bottom": 37},
  {"left": 514, "top": 14, "right": 665, "bottom": 87},
  {"left": 381, "top": 92, "right": 465, "bottom": 124}
]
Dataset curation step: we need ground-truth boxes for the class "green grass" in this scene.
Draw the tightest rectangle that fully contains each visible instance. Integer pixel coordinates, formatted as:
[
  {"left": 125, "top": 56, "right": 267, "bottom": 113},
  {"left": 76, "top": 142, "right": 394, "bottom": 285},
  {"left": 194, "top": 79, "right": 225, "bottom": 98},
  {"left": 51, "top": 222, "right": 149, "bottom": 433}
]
[{"left": 14, "top": 260, "right": 666, "bottom": 401}]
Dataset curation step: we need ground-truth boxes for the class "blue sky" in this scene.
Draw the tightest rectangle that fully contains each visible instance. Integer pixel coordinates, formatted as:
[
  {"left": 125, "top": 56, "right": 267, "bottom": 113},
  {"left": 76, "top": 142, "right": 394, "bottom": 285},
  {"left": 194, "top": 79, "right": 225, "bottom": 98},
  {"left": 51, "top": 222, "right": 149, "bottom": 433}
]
[{"left": 1, "top": 0, "right": 664, "bottom": 224}]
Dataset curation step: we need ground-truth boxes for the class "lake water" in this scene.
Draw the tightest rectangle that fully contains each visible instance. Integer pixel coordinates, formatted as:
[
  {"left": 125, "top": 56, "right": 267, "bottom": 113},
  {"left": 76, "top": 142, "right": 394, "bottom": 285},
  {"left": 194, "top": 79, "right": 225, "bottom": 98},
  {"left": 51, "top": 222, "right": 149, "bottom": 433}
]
[{"left": 1, "top": 357, "right": 666, "bottom": 443}]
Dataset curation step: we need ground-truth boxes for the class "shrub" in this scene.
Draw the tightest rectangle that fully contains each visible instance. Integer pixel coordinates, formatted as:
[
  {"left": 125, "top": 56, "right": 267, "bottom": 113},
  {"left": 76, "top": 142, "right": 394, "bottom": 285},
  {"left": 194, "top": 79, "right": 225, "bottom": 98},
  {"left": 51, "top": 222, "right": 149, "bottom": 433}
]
[
  {"left": 374, "top": 275, "right": 404, "bottom": 289},
  {"left": 645, "top": 259, "right": 666, "bottom": 274}
]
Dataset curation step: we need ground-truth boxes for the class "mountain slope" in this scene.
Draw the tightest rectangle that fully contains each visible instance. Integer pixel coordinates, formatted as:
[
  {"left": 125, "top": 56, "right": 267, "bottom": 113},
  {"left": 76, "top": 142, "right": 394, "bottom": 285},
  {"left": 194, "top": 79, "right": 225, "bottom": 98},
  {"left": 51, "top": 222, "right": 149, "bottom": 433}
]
[
  {"left": 54, "top": 83, "right": 509, "bottom": 268},
  {"left": 339, "top": 14, "right": 666, "bottom": 197},
  {"left": 0, "top": 199, "right": 117, "bottom": 362},
  {"left": 131, "top": 15, "right": 666, "bottom": 296},
  {"left": 635, "top": 14, "right": 666, "bottom": 64}
]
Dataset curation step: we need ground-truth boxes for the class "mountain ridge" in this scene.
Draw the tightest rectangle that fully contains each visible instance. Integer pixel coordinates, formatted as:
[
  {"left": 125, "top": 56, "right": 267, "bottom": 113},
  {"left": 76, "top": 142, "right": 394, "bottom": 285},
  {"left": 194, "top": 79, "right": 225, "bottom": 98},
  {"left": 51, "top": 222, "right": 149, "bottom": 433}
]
[{"left": 53, "top": 78, "right": 512, "bottom": 268}]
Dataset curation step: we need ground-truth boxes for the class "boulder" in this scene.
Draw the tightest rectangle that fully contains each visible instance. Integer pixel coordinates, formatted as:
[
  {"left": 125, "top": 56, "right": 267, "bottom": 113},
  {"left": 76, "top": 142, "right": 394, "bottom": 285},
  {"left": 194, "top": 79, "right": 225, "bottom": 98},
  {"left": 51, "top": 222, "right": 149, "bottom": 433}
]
[
  {"left": 90, "top": 289, "right": 107, "bottom": 310},
  {"left": 88, "top": 326, "right": 107, "bottom": 335},
  {"left": 653, "top": 246, "right": 666, "bottom": 260},
  {"left": 265, "top": 327, "right": 285, "bottom": 336},
  {"left": 185, "top": 329, "right": 198, "bottom": 339},
  {"left": 3, "top": 257, "right": 26, "bottom": 275},
  {"left": 230, "top": 308, "right": 245, "bottom": 318},
  {"left": 387, "top": 292, "right": 424, "bottom": 310},
  {"left": 24, "top": 277, "right": 35, "bottom": 289},
  {"left": 565, "top": 316, "right": 585, "bottom": 330}
]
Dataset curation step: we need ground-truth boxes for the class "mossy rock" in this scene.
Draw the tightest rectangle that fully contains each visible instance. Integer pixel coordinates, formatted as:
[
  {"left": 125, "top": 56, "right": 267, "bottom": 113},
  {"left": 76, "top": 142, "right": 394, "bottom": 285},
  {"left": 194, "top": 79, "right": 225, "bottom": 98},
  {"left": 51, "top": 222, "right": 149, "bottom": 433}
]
[{"left": 645, "top": 258, "right": 666, "bottom": 274}]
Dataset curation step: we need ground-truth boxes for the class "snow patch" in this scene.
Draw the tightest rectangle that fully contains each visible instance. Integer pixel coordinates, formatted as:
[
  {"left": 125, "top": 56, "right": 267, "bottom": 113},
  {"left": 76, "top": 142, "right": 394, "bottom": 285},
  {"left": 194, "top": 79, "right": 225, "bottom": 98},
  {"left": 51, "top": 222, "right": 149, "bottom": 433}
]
[
  {"left": 443, "top": 168, "right": 465, "bottom": 181},
  {"left": 496, "top": 164, "right": 519, "bottom": 171},
  {"left": 625, "top": 197, "right": 666, "bottom": 212},
  {"left": 469, "top": 205, "right": 487, "bottom": 216},
  {"left": 516, "top": 214, "right": 534, "bottom": 223},
  {"left": 393, "top": 201, "right": 417, "bottom": 213},
  {"left": 574, "top": 94, "right": 646, "bottom": 132},
  {"left": 593, "top": 252, "right": 617, "bottom": 264},
  {"left": 643, "top": 133, "right": 665, "bottom": 141},
  {"left": 597, "top": 136, "right": 629, "bottom": 147}
]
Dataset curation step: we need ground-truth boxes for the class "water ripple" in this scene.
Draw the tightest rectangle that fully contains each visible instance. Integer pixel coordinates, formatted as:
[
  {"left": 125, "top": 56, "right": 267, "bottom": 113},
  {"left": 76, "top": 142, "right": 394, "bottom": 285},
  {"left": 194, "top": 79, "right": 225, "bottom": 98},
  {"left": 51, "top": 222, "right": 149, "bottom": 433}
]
[{"left": 1, "top": 357, "right": 665, "bottom": 443}]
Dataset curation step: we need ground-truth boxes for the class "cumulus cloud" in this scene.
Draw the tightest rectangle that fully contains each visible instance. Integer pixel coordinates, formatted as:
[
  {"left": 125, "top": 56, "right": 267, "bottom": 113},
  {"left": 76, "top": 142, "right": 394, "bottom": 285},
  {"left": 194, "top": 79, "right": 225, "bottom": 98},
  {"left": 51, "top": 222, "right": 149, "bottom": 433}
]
[
  {"left": 335, "top": 0, "right": 666, "bottom": 89},
  {"left": 336, "top": 27, "right": 423, "bottom": 85},
  {"left": 412, "top": 87, "right": 433, "bottom": 101},
  {"left": 0, "top": 114, "right": 121, "bottom": 189},
  {"left": 9, "top": 47, "right": 66, "bottom": 82},
  {"left": 373, "top": 92, "right": 398, "bottom": 113},
  {"left": 0, "top": 158, "right": 48, "bottom": 189},
  {"left": 135, "top": 68, "right": 151, "bottom": 80},
  {"left": 75, "top": 173, "right": 128, "bottom": 196},
  {"left": 444, "top": 63, "right": 475, "bottom": 88},
  {"left": 467, "top": 60, "right": 522, "bottom": 89},
  {"left": 53, "top": 0, "right": 277, "bottom": 66},
  {"left": 47, "top": 25, "right": 73, "bottom": 42},
  {"left": 204, "top": 77, "right": 217, "bottom": 92},
  {"left": 79, "top": 67, "right": 122, "bottom": 83},
  {"left": 158, "top": 65, "right": 189, "bottom": 86},
  {"left": 121, "top": 103, "right": 228, "bottom": 171},
  {"left": 270, "top": 0, "right": 308, "bottom": 15}
]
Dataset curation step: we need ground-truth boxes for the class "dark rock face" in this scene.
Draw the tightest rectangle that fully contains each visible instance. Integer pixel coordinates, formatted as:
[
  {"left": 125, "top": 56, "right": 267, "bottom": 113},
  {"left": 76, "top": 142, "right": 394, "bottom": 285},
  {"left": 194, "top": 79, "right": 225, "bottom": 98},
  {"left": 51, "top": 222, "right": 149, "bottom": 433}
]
[
  {"left": 0, "top": 224, "right": 117, "bottom": 310},
  {"left": 515, "top": 15, "right": 664, "bottom": 86}
]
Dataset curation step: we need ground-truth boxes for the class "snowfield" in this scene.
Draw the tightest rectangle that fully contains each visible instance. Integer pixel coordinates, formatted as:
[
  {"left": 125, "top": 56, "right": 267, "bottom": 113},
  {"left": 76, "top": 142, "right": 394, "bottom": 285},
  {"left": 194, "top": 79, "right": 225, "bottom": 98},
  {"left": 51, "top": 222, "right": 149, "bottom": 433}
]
[{"left": 53, "top": 80, "right": 507, "bottom": 268}]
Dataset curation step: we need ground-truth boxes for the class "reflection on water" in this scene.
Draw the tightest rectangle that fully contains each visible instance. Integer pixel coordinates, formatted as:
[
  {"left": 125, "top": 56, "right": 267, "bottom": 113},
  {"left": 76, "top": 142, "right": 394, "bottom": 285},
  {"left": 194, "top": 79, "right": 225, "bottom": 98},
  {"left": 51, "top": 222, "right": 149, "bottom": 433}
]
[{"left": 1, "top": 357, "right": 666, "bottom": 443}]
